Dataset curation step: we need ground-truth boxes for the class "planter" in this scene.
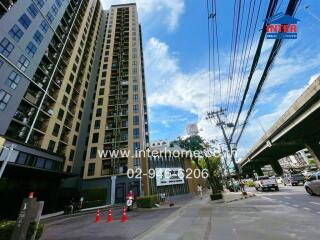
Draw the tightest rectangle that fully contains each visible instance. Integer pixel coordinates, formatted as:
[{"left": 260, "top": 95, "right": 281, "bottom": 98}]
[{"left": 210, "top": 193, "right": 223, "bottom": 200}]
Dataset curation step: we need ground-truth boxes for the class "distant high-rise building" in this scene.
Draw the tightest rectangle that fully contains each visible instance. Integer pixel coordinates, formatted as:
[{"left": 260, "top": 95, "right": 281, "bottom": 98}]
[
  {"left": 186, "top": 123, "right": 199, "bottom": 136},
  {"left": 0, "top": 1, "right": 149, "bottom": 217}
]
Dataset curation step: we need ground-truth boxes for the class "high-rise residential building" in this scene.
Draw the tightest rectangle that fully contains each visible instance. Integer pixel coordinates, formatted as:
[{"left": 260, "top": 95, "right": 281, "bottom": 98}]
[
  {"left": 0, "top": 0, "right": 149, "bottom": 218},
  {"left": 81, "top": 3, "right": 149, "bottom": 204},
  {"left": 186, "top": 123, "right": 199, "bottom": 136}
]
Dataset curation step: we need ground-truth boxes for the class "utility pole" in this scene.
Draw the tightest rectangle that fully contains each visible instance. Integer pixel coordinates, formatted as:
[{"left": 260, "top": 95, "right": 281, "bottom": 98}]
[
  {"left": 0, "top": 145, "right": 14, "bottom": 179},
  {"left": 219, "top": 144, "right": 235, "bottom": 190},
  {"left": 207, "top": 109, "right": 244, "bottom": 192}
]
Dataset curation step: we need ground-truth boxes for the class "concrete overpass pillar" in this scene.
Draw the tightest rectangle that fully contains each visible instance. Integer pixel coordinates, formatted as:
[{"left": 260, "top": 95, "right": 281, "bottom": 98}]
[
  {"left": 305, "top": 142, "right": 320, "bottom": 169},
  {"left": 270, "top": 160, "right": 283, "bottom": 176},
  {"left": 254, "top": 165, "right": 264, "bottom": 176}
]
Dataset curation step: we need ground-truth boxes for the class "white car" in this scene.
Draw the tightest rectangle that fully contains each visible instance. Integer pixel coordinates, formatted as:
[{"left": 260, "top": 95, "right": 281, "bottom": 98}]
[
  {"left": 304, "top": 172, "right": 320, "bottom": 196},
  {"left": 254, "top": 176, "right": 279, "bottom": 191}
]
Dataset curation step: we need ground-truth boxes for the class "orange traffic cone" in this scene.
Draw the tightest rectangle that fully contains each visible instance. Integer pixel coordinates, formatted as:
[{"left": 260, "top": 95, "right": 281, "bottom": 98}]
[
  {"left": 121, "top": 208, "right": 128, "bottom": 222},
  {"left": 107, "top": 209, "right": 113, "bottom": 223},
  {"left": 95, "top": 209, "right": 100, "bottom": 223}
]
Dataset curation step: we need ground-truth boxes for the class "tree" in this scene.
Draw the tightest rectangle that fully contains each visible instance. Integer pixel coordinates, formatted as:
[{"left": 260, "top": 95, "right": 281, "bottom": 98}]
[{"left": 173, "top": 135, "right": 223, "bottom": 196}]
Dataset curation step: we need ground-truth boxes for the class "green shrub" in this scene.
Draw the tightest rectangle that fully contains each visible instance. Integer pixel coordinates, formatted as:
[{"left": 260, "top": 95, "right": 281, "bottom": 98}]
[
  {"left": 136, "top": 195, "right": 158, "bottom": 208},
  {"left": 210, "top": 193, "right": 223, "bottom": 201},
  {"left": 245, "top": 180, "right": 255, "bottom": 187},
  {"left": 0, "top": 220, "right": 15, "bottom": 240},
  {"left": 26, "top": 221, "right": 44, "bottom": 240}
]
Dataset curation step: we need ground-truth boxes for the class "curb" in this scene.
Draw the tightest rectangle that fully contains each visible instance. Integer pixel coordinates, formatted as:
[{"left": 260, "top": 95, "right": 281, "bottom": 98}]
[{"left": 223, "top": 193, "right": 256, "bottom": 203}]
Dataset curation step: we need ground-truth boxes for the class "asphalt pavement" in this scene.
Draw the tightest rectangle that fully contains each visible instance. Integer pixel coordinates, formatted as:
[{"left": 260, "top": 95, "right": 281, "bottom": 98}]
[
  {"left": 249, "top": 184, "right": 320, "bottom": 214},
  {"left": 40, "top": 187, "right": 320, "bottom": 240}
]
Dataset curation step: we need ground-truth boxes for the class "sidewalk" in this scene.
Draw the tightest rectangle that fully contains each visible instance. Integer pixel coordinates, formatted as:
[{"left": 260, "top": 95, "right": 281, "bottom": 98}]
[{"left": 134, "top": 190, "right": 256, "bottom": 240}]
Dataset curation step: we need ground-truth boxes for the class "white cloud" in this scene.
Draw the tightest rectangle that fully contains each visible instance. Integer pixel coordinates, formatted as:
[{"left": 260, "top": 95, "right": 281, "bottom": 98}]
[{"left": 101, "top": 0, "right": 185, "bottom": 31}]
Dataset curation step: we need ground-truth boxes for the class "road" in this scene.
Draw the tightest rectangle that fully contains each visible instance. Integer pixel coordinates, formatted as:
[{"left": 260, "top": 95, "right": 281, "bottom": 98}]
[
  {"left": 250, "top": 184, "right": 320, "bottom": 214},
  {"left": 212, "top": 185, "right": 320, "bottom": 240},
  {"left": 41, "top": 186, "right": 320, "bottom": 240}
]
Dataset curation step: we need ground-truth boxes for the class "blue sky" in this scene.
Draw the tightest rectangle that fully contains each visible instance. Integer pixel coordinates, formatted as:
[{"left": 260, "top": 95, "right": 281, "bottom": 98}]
[{"left": 103, "top": 0, "right": 320, "bottom": 159}]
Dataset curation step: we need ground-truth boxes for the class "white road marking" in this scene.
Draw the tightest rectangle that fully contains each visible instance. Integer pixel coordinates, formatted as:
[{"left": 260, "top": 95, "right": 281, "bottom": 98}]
[
  {"left": 309, "top": 202, "right": 320, "bottom": 206},
  {"left": 292, "top": 205, "right": 299, "bottom": 207},
  {"left": 303, "top": 207, "right": 311, "bottom": 211},
  {"left": 285, "top": 202, "right": 290, "bottom": 204},
  {"left": 317, "top": 212, "right": 320, "bottom": 214},
  {"left": 284, "top": 196, "right": 291, "bottom": 199}
]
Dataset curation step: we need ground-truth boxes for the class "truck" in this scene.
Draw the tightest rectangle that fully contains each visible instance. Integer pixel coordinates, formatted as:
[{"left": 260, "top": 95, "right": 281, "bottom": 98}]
[
  {"left": 283, "top": 173, "right": 305, "bottom": 186},
  {"left": 254, "top": 176, "right": 279, "bottom": 191}
]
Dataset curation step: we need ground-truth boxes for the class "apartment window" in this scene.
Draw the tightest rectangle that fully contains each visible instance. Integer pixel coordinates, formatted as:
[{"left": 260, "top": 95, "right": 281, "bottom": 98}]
[
  {"left": 46, "top": 11, "right": 54, "bottom": 23},
  {"left": 48, "top": 140, "right": 56, "bottom": 152},
  {"left": 132, "top": 76, "right": 137, "bottom": 82},
  {"left": 133, "top": 142, "right": 140, "bottom": 150},
  {"left": 27, "top": 4, "right": 39, "bottom": 18},
  {"left": 90, "top": 147, "right": 97, "bottom": 158},
  {"left": 92, "top": 133, "right": 99, "bottom": 143},
  {"left": 66, "top": 84, "right": 71, "bottom": 94},
  {"left": 72, "top": 64, "right": 77, "bottom": 73},
  {"left": 52, "top": 123, "right": 60, "bottom": 136},
  {"left": 35, "top": 0, "right": 44, "bottom": 9},
  {"left": 97, "top": 98, "right": 103, "bottom": 105},
  {"left": 26, "top": 41, "right": 37, "bottom": 57},
  {"left": 96, "top": 108, "right": 102, "bottom": 117},
  {"left": 62, "top": 95, "right": 68, "bottom": 106},
  {"left": 133, "top": 85, "right": 138, "bottom": 93},
  {"left": 51, "top": 4, "right": 58, "bottom": 16},
  {"left": 69, "top": 149, "right": 74, "bottom": 161},
  {"left": 78, "top": 110, "right": 82, "bottom": 119},
  {"left": 133, "top": 116, "right": 139, "bottom": 125},
  {"left": 132, "top": 68, "right": 137, "bottom": 74},
  {"left": 0, "top": 38, "right": 14, "bottom": 57},
  {"left": 87, "top": 163, "right": 95, "bottom": 176},
  {"left": 33, "top": 30, "right": 43, "bottom": 45},
  {"left": 0, "top": 90, "right": 11, "bottom": 111},
  {"left": 133, "top": 128, "right": 139, "bottom": 139},
  {"left": 94, "top": 120, "right": 100, "bottom": 129},
  {"left": 72, "top": 135, "right": 77, "bottom": 146},
  {"left": 100, "top": 80, "right": 105, "bottom": 86},
  {"left": 55, "top": 0, "right": 62, "bottom": 8},
  {"left": 9, "top": 25, "right": 24, "bottom": 42},
  {"left": 133, "top": 104, "right": 138, "bottom": 113},
  {"left": 40, "top": 20, "right": 49, "bottom": 33},
  {"left": 99, "top": 89, "right": 104, "bottom": 95},
  {"left": 75, "top": 122, "right": 80, "bottom": 131},
  {"left": 133, "top": 94, "right": 138, "bottom": 103},
  {"left": 57, "top": 108, "right": 64, "bottom": 120},
  {"left": 19, "top": 14, "right": 32, "bottom": 29},
  {"left": 5, "top": 71, "right": 21, "bottom": 89},
  {"left": 17, "top": 55, "right": 30, "bottom": 72}
]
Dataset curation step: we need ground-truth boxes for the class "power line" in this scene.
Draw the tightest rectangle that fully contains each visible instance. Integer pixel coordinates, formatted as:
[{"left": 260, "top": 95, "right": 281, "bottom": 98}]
[
  {"left": 234, "top": 0, "right": 301, "bottom": 145},
  {"left": 228, "top": 0, "right": 279, "bottom": 143}
]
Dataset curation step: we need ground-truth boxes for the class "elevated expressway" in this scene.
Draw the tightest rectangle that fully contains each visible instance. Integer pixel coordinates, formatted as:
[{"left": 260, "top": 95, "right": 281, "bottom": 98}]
[{"left": 240, "top": 77, "right": 320, "bottom": 175}]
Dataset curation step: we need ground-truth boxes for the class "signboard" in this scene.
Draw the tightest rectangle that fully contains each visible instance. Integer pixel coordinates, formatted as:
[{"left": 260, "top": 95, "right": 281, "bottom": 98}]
[{"left": 155, "top": 168, "right": 185, "bottom": 186}]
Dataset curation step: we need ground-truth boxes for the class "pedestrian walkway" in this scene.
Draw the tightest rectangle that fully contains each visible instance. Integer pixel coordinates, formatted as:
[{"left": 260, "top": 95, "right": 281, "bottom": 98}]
[{"left": 134, "top": 193, "right": 213, "bottom": 240}]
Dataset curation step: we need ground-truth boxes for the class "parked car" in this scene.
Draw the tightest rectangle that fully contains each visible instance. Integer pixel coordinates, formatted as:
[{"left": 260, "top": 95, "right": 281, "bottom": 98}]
[
  {"left": 283, "top": 173, "right": 305, "bottom": 186},
  {"left": 304, "top": 172, "right": 320, "bottom": 196},
  {"left": 254, "top": 176, "right": 279, "bottom": 191}
]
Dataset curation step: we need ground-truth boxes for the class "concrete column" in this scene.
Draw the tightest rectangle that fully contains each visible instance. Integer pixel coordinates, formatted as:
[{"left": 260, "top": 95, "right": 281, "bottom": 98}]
[
  {"left": 110, "top": 176, "right": 117, "bottom": 205},
  {"left": 254, "top": 164, "right": 264, "bottom": 176},
  {"left": 270, "top": 160, "right": 283, "bottom": 176},
  {"left": 305, "top": 142, "right": 320, "bottom": 168}
]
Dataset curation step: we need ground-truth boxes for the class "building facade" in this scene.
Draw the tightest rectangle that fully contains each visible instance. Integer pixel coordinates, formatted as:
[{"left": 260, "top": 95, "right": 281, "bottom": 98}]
[{"left": 0, "top": 1, "right": 149, "bottom": 217}]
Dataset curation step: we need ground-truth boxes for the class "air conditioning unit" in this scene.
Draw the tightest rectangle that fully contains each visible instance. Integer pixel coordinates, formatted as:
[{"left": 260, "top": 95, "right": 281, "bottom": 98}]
[
  {"left": 48, "top": 109, "right": 53, "bottom": 115},
  {"left": 28, "top": 108, "right": 36, "bottom": 116},
  {"left": 18, "top": 127, "right": 27, "bottom": 138},
  {"left": 53, "top": 53, "right": 58, "bottom": 59},
  {"left": 22, "top": 118, "right": 28, "bottom": 125}
]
